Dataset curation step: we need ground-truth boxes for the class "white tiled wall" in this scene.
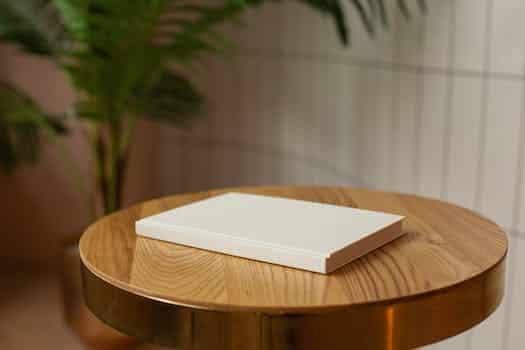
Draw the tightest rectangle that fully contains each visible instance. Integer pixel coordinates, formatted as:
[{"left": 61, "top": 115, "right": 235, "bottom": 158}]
[{"left": 160, "top": 1, "right": 524, "bottom": 348}]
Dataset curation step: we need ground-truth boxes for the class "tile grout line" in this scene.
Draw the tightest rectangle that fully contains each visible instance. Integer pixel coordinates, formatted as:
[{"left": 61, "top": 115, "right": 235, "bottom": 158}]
[
  {"left": 272, "top": 57, "right": 283, "bottom": 184},
  {"left": 355, "top": 66, "right": 366, "bottom": 188},
  {"left": 348, "top": 63, "right": 360, "bottom": 187},
  {"left": 501, "top": 6, "right": 525, "bottom": 346},
  {"left": 207, "top": 60, "right": 217, "bottom": 189},
  {"left": 308, "top": 57, "right": 318, "bottom": 185},
  {"left": 181, "top": 131, "right": 190, "bottom": 193},
  {"left": 439, "top": 1, "right": 457, "bottom": 204},
  {"left": 238, "top": 47, "right": 525, "bottom": 82},
  {"left": 413, "top": 15, "right": 426, "bottom": 195},
  {"left": 255, "top": 56, "right": 266, "bottom": 186},
  {"left": 229, "top": 55, "right": 246, "bottom": 183},
  {"left": 313, "top": 58, "right": 322, "bottom": 185},
  {"left": 314, "top": 15, "right": 325, "bottom": 186},
  {"left": 275, "top": 9, "right": 286, "bottom": 185},
  {"left": 276, "top": 19, "right": 286, "bottom": 185},
  {"left": 388, "top": 10, "right": 402, "bottom": 191},
  {"left": 472, "top": 0, "right": 494, "bottom": 214},
  {"left": 265, "top": 10, "right": 281, "bottom": 186}
]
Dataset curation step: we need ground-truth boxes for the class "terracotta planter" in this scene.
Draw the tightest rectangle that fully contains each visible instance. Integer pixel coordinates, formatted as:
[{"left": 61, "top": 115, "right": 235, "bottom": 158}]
[{"left": 61, "top": 240, "right": 140, "bottom": 350}]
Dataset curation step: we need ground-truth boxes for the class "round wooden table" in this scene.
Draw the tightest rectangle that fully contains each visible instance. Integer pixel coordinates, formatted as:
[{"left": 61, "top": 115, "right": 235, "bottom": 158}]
[{"left": 79, "top": 186, "right": 508, "bottom": 349}]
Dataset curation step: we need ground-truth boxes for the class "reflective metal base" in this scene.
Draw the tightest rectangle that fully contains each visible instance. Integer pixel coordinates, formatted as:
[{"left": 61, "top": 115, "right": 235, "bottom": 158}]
[{"left": 82, "top": 259, "right": 505, "bottom": 350}]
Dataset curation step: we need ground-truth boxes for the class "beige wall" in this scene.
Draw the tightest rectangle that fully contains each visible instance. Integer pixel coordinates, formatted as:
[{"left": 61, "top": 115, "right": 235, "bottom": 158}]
[{"left": 0, "top": 45, "right": 161, "bottom": 260}]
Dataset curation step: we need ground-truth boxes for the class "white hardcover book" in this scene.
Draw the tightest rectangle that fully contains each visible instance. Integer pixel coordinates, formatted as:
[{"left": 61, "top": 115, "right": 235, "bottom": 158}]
[{"left": 135, "top": 192, "right": 405, "bottom": 274}]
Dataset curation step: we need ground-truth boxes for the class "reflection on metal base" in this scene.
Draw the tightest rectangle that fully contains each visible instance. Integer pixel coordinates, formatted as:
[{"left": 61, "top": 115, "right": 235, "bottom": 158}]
[{"left": 82, "top": 258, "right": 505, "bottom": 350}]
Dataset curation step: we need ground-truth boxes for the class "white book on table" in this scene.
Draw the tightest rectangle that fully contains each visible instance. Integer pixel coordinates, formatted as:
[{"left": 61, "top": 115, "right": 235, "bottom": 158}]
[{"left": 135, "top": 192, "right": 405, "bottom": 274}]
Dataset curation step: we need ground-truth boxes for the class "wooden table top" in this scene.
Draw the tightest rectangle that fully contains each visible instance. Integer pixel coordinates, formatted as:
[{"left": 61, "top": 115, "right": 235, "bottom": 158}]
[{"left": 79, "top": 186, "right": 508, "bottom": 349}]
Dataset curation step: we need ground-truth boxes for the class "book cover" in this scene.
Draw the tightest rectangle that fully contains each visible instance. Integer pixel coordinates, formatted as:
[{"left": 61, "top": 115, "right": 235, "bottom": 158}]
[{"left": 135, "top": 192, "right": 405, "bottom": 274}]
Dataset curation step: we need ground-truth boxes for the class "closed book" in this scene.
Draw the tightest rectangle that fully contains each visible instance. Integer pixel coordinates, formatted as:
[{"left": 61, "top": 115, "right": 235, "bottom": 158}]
[{"left": 135, "top": 192, "right": 405, "bottom": 274}]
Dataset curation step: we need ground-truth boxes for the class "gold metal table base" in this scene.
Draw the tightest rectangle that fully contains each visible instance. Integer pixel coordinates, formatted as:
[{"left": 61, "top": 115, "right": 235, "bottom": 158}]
[{"left": 82, "top": 260, "right": 504, "bottom": 350}]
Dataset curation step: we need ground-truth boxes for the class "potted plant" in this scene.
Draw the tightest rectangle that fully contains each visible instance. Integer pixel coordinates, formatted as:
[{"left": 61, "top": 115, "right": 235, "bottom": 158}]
[{"left": 0, "top": 0, "right": 424, "bottom": 348}]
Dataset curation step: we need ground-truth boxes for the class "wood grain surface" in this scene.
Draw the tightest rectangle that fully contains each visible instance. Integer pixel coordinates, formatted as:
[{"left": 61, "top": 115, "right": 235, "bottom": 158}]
[{"left": 79, "top": 186, "right": 508, "bottom": 349}]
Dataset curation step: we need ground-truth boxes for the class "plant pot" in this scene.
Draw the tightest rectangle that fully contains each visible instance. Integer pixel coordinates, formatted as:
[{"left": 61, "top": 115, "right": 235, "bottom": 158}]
[{"left": 61, "top": 238, "right": 140, "bottom": 350}]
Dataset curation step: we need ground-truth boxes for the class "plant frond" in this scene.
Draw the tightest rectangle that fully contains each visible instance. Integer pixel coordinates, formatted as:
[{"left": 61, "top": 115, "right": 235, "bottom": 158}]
[
  {"left": 53, "top": 0, "right": 89, "bottom": 40},
  {"left": 130, "top": 70, "right": 203, "bottom": 127},
  {"left": 0, "top": 0, "right": 68, "bottom": 55},
  {"left": 157, "top": 1, "right": 248, "bottom": 61},
  {"left": 0, "top": 82, "right": 67, "bottom": 173}
]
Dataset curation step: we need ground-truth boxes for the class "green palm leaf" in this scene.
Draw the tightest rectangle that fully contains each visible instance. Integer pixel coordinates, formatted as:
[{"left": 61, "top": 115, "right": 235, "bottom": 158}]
[
  {"left": 0, "top": 82, "right": 67, "bottom": 173},
  {"left": 0, "top": 0, "right": 68, "bottom": 55},
  {"left": 52, "top": 0, "right": 89, "bottom": 40},
  {"left": 131, "top": 70, "right": 203, "bottom": 127}
]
